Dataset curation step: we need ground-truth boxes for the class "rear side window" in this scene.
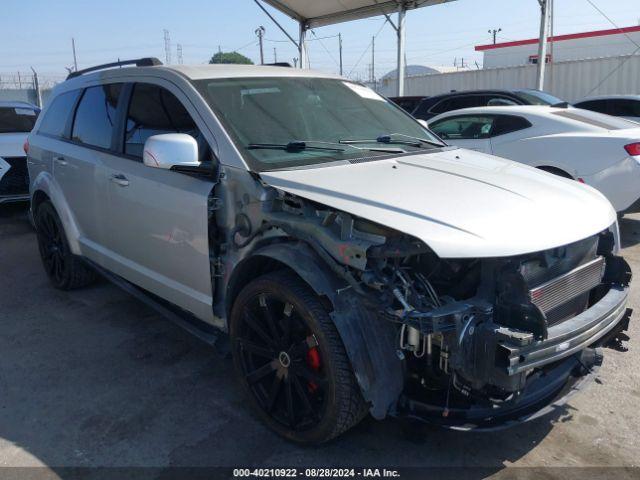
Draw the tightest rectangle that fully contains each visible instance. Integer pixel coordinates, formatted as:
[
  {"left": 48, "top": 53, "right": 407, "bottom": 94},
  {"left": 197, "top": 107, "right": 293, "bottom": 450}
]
[
  {"left": 38, "top": 90, "right": 81, "bottom": 138},
  {"left": 71, "top": 84, "right": 122, "bottom": 149},
  {"left": 491, "top": 115, "right": 532, "bottom": 136},
  {"left": 608, "top": 99, "right": 640, "bottom": 117},
  {"left": 124, "top": 83, "right": 198, "bottom": 158},
  {"left": 0, "top": 106, "right": 39, "bottom": 133}
]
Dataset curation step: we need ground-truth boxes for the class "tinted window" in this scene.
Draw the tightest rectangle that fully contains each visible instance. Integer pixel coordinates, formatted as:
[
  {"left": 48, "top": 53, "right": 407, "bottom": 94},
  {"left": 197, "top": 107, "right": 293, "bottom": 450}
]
[
  {"left": 492, "top": 115, "right": 532, "bottom": 136},
  {"left": 38, "top": 90, "right": 81, "bottom": 138},
  {"left": 0, "top": 106, "right": 39, "bottom": 133},
  {"left": 124, "top": 83, "right": 198, "bottom": 158},
  {"left": 487, "top": 96, "right": 519, "bottom": 106},
  {"left": 574, "top": 99, "right": 609, "bottom": 114},
  {"left": 431, "top": 116, "right": 495, "bottom": 140},
  {"left": 431, "top": 95, "right": 484, "bottom": 114},
  {"left": 515, "top": 90, "right": 564, "bottom": 105},
  {"left": 608, "top": 99, "right": 640, "bottom": 117},
  {"left": 72, "top": 84, "right": 122, "bottom": 149}
]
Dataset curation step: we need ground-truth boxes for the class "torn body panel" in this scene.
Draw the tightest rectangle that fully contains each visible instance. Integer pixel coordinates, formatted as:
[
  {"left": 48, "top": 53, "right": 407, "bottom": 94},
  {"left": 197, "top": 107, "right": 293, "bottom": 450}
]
[{"left": 218, "top": 179, "right": 632, "bottom": 425}]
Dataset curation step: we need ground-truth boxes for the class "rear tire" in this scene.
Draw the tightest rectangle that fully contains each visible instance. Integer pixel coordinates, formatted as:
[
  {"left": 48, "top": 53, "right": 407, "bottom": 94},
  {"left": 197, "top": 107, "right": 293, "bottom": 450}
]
[
  {"left": 34, "top": 201, "right": 96, "bottom": 290},
  {"left": 230, "top": 270, "right": 367, "bottom": 444}
]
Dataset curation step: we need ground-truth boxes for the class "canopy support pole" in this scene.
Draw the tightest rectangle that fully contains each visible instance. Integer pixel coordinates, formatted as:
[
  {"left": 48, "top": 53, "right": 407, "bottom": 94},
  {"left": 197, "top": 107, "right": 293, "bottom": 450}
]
[
  {"left": 396, "top": 3, "right": 406, "bottom": 96},
  {"left": 299, "top": 22, "right": 307, "bottom": 68},
  {"left": 536, "top": 0, "right": 550, "bottom": 90}
]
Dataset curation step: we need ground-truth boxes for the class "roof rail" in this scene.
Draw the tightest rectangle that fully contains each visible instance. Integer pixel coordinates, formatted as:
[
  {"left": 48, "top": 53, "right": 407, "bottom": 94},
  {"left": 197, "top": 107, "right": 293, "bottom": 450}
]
[{"left": 66, "top": 57, "right": 163, "bottom": 80}]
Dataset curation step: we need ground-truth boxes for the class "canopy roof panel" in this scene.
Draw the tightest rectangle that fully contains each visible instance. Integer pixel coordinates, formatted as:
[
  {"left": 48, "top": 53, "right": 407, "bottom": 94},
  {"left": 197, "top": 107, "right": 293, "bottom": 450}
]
[{"left": 260, "top": 0, "right": 458, "bottom": 28}]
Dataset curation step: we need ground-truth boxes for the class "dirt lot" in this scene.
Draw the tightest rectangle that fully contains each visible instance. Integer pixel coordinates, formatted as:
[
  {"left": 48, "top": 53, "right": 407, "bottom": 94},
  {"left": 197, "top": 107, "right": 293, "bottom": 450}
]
[{"left": 1, "top": 203, "right": 639, "bottom": 477}]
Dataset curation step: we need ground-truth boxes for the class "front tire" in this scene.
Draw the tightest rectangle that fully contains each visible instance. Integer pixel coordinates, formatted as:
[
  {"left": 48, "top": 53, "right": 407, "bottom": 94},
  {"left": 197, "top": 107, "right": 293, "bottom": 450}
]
[
  {"left": 34, "top": 201, "right": 96, "bottom": 290},
  {"left": 230, "top": 271, "right": 367, "bottom": 443}
]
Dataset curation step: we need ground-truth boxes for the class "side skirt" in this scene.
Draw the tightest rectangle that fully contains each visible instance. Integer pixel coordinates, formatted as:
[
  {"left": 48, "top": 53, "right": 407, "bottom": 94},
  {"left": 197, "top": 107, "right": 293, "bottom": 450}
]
[{"left": 84, "top": 258, "right": 229, "bottom": 354}]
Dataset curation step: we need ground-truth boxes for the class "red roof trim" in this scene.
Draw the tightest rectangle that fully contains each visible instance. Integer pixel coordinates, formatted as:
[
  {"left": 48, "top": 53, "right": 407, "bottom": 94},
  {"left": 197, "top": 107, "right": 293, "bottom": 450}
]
[{"left": 475, "top": 25, "right": 640, "bottom": 51}]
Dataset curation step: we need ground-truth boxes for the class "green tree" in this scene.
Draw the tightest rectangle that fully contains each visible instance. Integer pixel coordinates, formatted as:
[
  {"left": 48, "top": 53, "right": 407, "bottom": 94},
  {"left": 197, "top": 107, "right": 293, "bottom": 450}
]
[{"left": 209, "top": 51, "right": 254, "bottom": 65}]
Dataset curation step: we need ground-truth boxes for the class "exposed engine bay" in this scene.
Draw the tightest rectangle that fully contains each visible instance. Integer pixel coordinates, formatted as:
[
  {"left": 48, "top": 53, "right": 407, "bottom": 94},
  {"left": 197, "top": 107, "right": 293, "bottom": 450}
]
[{"left": 231, "top": 189, "right": 632, "bottom": 428}]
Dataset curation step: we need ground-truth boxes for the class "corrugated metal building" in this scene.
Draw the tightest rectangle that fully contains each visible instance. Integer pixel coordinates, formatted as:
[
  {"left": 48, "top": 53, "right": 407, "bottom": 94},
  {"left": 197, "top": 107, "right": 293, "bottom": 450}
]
[
  {"left": 377, "top": 54, "right": 640, "bottom": 103},
  {"left": 477, "top": 25, "right": 640, "bottom": 69}
]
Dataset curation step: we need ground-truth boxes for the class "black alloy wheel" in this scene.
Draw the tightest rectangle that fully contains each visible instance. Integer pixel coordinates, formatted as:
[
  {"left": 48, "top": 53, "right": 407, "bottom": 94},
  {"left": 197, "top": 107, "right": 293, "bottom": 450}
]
[{"left": 230, "top": 271, "right": 366, "bottom": 443}]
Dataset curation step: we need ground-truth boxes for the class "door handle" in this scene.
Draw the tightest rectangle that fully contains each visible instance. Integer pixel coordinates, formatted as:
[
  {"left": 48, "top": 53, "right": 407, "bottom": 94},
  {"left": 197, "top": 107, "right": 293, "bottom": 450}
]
[
  {"left": 110, "top": 173, "right": 130, "bottom": 187},
  {"left": 53, "top": 156, "right": 67, "bottom": 166}
]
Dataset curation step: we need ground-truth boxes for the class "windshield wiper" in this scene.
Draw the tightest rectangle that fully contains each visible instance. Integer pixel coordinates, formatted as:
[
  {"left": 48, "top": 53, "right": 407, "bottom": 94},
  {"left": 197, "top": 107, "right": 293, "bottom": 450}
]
[
  {"left": 247, "top": 140, "right": 403, "bottom": 154},
  {"left": 248, "top": 141, "right": 348, "bottom": 153},
  {"left": 340, "top": 133, "right": 444, "bottom": 148}
]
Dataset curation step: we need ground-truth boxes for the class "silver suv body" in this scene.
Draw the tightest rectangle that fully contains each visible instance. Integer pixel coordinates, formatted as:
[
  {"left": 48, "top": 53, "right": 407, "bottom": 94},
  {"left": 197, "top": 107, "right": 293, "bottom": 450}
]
[{"left": 27, "top": 59, "right": 631, "bottom": 443}]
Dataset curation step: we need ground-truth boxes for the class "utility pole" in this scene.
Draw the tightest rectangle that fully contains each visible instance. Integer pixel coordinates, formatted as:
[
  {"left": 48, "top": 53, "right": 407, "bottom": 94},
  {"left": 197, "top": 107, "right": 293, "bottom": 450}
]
[
  {"left": 177, "top": 44, "right": 183, "bottom": 64},
  {"left": 293, "top": 57, "right": 298, "bottom": 68},
  {"left": 488, "top": 28, "right": 502, "bottom": 44},
  {"left": 536, "top": 0, "right": 550, "bottom": 90},
  {"left": 338, "top": 33, "right": 343, "bottom": 75},
  {"left": 273, "top": 47, "right": 277, "bottom": 63},
  {"left": 163, "top": 29, "right": 171, "bottom": 64},
  {"left": 255, "top": 26, "right": 265, "bottom": 64},
  {"left": 371, "top": 36, "right": 375, "bottom": 84},
  {"left": 71, "top": 37, "right": 78, "bottom": 72}
]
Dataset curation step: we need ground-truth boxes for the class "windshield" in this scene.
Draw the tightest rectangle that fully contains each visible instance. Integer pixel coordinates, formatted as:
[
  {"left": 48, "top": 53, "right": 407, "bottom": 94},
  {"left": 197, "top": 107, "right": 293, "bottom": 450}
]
[
  {"left": 553, "top": 109, "right": 640, "bottom": 130},
  {"left": 193, "top": 77, "right": 444, "bottom": 171},
  {"left": 516, "top": 89, "right": 565, "bottom": 106},
  {"left": 0, "top": 106, "right": 39, "bottom": 133}
]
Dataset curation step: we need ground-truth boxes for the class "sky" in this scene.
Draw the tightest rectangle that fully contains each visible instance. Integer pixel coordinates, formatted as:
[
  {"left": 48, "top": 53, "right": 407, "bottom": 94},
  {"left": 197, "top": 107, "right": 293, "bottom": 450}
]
[{"left": 0, "top": 0, "right": 638, "bottom": 86}]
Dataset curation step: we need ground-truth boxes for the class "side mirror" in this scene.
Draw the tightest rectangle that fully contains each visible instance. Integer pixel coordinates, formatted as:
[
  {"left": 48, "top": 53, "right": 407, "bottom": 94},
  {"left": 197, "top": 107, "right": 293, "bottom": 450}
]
[
  {"left": 143, "top": 133, "right": 200, "bottom": 170},
  {"left": 417, "top": 119, "right": 429, "bottom": 129}
]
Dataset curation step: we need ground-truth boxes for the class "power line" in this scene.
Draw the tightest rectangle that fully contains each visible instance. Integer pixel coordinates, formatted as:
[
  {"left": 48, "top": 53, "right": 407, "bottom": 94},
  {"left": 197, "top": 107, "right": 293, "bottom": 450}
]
[
  {"left": 347, "top": 19, "right": 388, "bottom": 78},
  {"left": 583, "top": 0, "right": 640, "bottom": 49}
]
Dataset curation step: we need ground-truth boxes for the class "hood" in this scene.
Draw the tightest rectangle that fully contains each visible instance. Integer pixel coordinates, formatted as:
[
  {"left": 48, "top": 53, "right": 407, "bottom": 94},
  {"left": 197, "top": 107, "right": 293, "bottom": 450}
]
[
  {"left": 260, "top": 148, "right": 616, "bottom": 259},
  {"left": 0, "top": 133, "right": 28, "bottom": 157}
]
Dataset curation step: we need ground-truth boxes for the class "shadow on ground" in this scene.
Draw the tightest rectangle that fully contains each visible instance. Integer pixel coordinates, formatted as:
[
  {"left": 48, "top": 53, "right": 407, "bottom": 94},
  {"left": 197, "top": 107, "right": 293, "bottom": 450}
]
[{"left": 0, "top": 204, "right": 632, "bottom": 478}]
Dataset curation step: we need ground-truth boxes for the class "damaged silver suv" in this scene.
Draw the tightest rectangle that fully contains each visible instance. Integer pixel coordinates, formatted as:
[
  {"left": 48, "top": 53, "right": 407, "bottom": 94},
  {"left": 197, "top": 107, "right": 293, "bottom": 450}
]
[{"left": 27, "top": 58, "right": 631, "bottom": 443}]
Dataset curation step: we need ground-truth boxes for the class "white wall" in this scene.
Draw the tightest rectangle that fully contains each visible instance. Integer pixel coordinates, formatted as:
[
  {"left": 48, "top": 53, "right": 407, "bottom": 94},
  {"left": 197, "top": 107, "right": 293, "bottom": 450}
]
[
  {"left": 482, "top": 31, "right": 640, "bottom": 68},
  {"left": 377, "top": 54, "right": 640, "bottom": 103}
]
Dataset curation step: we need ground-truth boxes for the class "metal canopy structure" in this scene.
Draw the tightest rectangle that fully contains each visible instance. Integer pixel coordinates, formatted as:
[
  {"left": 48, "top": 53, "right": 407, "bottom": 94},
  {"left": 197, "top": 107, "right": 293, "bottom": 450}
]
[{"left": 255, "top": 0, "right": 458, "bottom": 96}]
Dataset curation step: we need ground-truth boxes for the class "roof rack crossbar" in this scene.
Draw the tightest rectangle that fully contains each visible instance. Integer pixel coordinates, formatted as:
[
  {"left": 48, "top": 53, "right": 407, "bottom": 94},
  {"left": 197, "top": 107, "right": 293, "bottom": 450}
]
[{"left": 66, "top": 57, "right": 163, "bottom": 80}]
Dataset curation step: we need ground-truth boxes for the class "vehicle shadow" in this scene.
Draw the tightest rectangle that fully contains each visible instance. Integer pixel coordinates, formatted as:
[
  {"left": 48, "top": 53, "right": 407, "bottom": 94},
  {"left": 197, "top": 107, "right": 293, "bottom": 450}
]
[
  {"left": 619, "top": 214, "right": 640, "bottom": 249},
  {"left": 0, "top": 204, "right": 584, "bottom": 478}
]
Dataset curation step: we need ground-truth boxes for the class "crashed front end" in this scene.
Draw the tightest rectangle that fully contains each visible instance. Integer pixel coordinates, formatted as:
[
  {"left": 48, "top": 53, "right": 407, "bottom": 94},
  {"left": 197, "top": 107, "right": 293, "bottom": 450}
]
[{"left": 261, "top": 193, "right": 632, "bottom": 429}]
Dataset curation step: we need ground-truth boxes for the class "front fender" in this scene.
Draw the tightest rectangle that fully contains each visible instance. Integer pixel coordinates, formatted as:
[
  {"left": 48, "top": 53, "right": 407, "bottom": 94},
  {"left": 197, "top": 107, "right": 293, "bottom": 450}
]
[
  {"left": 236, "top": 242, "right": 404, "bottom": 419},
  {"left": 31, "top": 170, "right": 82, "bottom": 255}
]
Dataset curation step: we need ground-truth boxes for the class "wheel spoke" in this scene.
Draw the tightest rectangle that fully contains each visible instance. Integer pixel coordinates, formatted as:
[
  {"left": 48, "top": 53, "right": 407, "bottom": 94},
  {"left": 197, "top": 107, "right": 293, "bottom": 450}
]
[
  {"left": 292, "top": 375, "right": 314, "bottom": 415},
  {"left": 285, "top": 377, "right": 295, "bottom": 426},
  {"left": 265, "top": 373, "right": 283, "bottom": 413},
  {"left": 280, "top": 303, "right": 294, "bottom": 348},
  {"left": 243, "top": 310, "right": 278, "bottom": 349},
  {"left": 246, "top": 360, "right": 277, "bottom": 385},
  {"left": 238, "top": 339, "right": 275, "bottom": 359},
  {"left": 259, "top": 295, "right": 281, "bottom": 348}
]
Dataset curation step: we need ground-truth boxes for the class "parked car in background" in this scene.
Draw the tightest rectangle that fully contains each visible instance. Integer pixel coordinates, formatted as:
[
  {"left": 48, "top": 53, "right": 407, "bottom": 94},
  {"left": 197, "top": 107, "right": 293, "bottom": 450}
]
[
  {"left": 574, "top": 95, "right": 640, "bottom": 123},
  {"left": 0, "top": 101, "right": 40, "bottom": 204},
  {"left": 388, "top": 95, "right": 428, "bottom": 113},
  {"left": 27, "top": 59, "right": 631, "bottom": 443},
  {"left": 428, "top": 105, "right": 640, "bottom": 213},
  {"left": 412, "top": 89, "right": 567, "bottom": 120}
]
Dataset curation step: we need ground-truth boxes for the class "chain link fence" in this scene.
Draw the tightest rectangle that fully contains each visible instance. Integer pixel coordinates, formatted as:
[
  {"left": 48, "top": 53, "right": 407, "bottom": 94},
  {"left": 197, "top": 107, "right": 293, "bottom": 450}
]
[{"left": 0, "top": 71, "right": 64, "bottom": 106}]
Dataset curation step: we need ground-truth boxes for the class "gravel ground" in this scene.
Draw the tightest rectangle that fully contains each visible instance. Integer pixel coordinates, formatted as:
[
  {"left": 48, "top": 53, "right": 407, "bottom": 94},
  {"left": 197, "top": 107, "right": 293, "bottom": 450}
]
[{"left": 0, "top": 203, "right": 639, "bottom": 478}]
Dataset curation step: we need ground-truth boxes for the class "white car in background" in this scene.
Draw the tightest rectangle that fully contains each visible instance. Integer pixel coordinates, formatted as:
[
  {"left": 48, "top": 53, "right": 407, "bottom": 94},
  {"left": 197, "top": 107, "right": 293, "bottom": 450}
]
[
  {"left": 0, "top": 101, "right": 40, "bottom": 204},
  {"left": 574, "top": 95, "right": 640, "bottom": 124},
  {"left": 428, "top": 105, "right": 640, "bottom": 213}
]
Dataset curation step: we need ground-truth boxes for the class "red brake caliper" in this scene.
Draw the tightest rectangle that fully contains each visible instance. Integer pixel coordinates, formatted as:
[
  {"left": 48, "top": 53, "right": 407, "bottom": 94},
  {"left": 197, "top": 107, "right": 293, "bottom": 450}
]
[{"left": 306, "top": 346, "right": 322, "bottom": 393}]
